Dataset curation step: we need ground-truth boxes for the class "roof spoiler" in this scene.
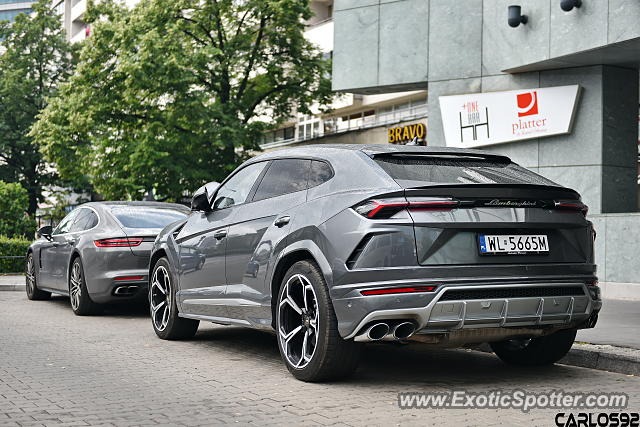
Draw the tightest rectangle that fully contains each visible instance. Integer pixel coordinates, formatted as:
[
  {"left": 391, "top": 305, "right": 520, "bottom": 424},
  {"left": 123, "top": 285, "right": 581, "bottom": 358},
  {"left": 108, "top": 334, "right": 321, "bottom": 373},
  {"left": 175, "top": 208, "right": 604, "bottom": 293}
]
[{"left": 364, "top": 150, "right": 511, "bottom": 163}]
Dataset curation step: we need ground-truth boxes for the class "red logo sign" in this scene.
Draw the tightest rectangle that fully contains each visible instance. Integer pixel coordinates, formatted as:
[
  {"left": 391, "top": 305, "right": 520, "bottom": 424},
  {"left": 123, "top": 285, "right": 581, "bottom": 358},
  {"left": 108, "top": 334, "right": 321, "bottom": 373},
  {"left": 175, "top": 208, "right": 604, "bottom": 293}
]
[{"left": 516, "top": 91, "right": 538, "bottom": 117}]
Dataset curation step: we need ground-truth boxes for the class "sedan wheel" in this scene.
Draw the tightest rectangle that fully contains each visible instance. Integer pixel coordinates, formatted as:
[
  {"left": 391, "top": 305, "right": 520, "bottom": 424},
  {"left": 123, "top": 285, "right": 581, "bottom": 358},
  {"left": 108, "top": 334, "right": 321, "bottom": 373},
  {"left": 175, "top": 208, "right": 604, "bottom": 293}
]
[
  {"left": 68, "top": 258, "right": 101, "bottom": 316},
  {"left": 150, "top": 257, "right": 199, "bottom": 340},
  {"left": 276, "top": 260, "right": 362, "bottom": 382},
  {"left": 25, "top": 253, "right": 50, "bottom": 301}
]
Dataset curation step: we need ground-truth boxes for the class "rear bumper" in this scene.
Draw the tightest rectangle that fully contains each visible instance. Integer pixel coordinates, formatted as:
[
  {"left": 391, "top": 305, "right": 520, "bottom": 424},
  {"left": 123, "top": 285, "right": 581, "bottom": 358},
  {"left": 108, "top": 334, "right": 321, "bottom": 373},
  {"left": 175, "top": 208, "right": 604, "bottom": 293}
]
[
  {"left": 85, "top": 269, "right": 149, "bottom": 304},
  {"left": 333, "top": 279, "right": 601, "bottom": 339}
]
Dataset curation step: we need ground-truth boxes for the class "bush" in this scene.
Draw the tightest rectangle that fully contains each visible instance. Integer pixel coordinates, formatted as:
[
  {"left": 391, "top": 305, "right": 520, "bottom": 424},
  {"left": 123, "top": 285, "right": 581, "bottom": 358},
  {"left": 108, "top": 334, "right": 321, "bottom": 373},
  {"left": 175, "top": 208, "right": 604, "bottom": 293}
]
[
  {"left": 0, "top": 181, "right": 37, "bottom": 238},
  {"left": 0, "top": 235, "right": 31, "bottom": 274}
]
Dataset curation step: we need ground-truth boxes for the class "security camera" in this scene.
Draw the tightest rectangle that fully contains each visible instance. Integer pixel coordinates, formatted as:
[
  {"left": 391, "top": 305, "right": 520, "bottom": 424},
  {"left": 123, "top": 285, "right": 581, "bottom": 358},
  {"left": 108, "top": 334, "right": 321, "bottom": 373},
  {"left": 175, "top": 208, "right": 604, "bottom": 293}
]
[
  {"left": 508, "top": 5, "right": 528, "bottom": 28},
  {"left": 561, "top": 0, "right": 582, "bottom": 12}
]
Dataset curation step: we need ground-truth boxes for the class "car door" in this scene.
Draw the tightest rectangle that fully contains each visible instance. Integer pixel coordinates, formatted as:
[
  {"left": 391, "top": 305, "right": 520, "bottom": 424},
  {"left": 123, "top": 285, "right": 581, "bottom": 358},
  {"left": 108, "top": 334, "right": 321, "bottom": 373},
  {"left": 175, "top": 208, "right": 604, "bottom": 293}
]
[
  {"left": 175, "top": 161, "right": 269, "bottom": 320},
  {"left": 224, "top": 159, "right": 313, "bottom": 322},
  {"left": 39, "top": 209, "right": 80, "bottom": 290}
]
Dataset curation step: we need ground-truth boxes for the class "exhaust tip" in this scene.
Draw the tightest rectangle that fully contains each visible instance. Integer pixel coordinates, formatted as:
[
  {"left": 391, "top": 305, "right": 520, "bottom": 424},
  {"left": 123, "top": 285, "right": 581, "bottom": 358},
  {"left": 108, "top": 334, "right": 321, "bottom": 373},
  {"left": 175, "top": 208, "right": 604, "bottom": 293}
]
[
  {"left": 393, "top": 322, "right": 416, "bottom": 340},
  {"left": 367, "top": 322, "right": 390, "bottom": 340}
]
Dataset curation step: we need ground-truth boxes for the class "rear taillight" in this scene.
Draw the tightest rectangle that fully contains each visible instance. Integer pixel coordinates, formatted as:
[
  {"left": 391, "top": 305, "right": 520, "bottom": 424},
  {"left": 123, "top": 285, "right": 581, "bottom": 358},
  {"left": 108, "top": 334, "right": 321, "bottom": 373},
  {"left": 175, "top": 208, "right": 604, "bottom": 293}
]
[
  {"left": 94, "top": 238, "right": 143, "bottom": 247},
  {"left": 554, "top": 200, "right": 588, "bottom": 216},
  {"left": 361, "top": 286, "right": 437, "bottom": 296},
  {"left": 354, "top": 197, "right": 459, "bottom": 219}
]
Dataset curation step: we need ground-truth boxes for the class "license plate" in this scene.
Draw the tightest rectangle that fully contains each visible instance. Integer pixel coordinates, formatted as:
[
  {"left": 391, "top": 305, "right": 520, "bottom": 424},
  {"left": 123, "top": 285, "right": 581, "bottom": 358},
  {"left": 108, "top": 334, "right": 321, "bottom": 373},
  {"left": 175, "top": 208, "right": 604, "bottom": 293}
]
[{"left": 479, "top": 234, "right": 549, "bottom": 255}]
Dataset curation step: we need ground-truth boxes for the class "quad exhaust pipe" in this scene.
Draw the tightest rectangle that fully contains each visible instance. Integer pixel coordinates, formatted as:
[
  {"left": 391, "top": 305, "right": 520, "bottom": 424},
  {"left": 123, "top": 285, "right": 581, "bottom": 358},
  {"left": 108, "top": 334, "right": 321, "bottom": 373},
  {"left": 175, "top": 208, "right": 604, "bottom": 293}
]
[
  {"left": 113, "top": 285, "right": 140, "bottom": 296},
  {"left": 354, "top": 321, "right": 416, "bottom": 342}
]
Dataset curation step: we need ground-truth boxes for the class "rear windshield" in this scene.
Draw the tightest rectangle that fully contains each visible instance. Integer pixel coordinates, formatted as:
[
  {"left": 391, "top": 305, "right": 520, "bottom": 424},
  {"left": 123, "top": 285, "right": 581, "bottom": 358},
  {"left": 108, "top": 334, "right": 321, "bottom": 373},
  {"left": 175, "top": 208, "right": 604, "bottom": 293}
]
[
  {"left": 109, "top": 206, "right": 188, "bottom": 228},
  {"left": 373, "top": 155, "right": 558, "bottom": 187}
]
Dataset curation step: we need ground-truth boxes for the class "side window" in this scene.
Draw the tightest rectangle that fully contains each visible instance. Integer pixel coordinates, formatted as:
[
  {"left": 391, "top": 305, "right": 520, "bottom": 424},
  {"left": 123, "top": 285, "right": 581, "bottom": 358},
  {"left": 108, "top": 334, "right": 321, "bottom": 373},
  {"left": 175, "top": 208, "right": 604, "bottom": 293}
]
[
  {"left": 252, "top": 159, "right": 311, "bottom": 202},
  {"left": 71, "top": 209, "right": 99, "bottom": 232},
  {"left": 213, "top": 162, "right": 268, "bottom": 209},
  {"left": 53, "top": 210, "right": 79, "bottom": 235},
  {"left": 308, "top": 160, "right": 333, "bottom": 188},
  {"left": 70, "top": 209, "right": 90, "bottom": 233}
]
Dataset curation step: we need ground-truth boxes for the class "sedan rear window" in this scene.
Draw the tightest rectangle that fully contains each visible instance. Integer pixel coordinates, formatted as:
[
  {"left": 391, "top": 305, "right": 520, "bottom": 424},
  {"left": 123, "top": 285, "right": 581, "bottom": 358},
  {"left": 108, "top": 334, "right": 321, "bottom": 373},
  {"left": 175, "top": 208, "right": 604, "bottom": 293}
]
[
  {"left": 110, "top": 207, "right": 188, "bottom": 228},
  {"left": 373, "top": 155, "right": 558, "bottom": 187}
]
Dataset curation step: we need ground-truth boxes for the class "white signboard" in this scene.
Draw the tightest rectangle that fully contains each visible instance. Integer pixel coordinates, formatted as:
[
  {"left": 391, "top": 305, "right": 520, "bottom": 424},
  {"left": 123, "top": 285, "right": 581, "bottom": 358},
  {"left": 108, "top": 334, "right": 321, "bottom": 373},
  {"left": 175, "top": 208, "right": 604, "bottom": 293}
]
[{"left": 439, "top": 85, "right": 580, "bottom": 148}]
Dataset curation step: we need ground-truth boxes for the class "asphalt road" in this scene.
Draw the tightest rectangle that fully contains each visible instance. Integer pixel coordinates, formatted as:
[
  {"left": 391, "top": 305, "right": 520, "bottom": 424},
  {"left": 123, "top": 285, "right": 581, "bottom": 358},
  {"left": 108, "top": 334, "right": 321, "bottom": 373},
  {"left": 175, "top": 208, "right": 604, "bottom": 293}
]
[{"left": 1, "top": 292, "right": 639, "bottom": 426}]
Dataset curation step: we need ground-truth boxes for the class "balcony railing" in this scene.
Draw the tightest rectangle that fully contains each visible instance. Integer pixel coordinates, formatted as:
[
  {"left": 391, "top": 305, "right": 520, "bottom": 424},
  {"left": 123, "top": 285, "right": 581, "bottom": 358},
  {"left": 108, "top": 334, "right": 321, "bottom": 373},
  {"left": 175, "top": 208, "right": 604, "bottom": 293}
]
[{"left": 260, "top": 103, "right": 427, "bottom": 150}]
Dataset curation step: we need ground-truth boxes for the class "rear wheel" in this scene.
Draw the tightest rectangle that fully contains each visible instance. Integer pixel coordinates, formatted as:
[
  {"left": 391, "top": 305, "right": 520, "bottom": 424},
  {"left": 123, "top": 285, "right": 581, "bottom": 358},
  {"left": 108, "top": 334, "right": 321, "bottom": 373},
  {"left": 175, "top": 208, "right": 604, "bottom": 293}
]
[
  {"left": 150, "top": 257, "right": 199, "bottom": 340},
  {"left": 490, "top": 328, "right": 577, "bottom": 366},
  {"left": 69, "top": 258, "right": 101, "bottom": 316},
  {"left": 276, "top": 260, "right": 362, "bottom": 382},
  {"left": 25, "top": 253, "right": 50, "bottom": 301}
]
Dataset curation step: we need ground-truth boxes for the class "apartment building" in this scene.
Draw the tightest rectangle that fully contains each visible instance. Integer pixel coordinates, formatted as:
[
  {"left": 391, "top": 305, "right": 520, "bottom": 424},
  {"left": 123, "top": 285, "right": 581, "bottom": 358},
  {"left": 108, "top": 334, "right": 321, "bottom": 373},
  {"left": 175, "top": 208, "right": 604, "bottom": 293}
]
[
  {"left": 0, "top": 0, "right": 34, "bottom": 23},
  {"left": 260, "top": 0, "right": 428, "bottom": 151}
]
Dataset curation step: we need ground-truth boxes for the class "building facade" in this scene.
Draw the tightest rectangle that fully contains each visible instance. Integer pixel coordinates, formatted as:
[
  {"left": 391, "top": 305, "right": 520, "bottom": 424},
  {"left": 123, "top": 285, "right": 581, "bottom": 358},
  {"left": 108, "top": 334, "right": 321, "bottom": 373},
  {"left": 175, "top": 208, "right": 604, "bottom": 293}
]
[
  {"left": 260, "top": 0, "right": 429, "bottom": 151},
  {"left": 0, "top": 0, "right": 34, "bottom": 23},
  {"left": 332, "top": 0, "right": 640, "bottom": 295}
]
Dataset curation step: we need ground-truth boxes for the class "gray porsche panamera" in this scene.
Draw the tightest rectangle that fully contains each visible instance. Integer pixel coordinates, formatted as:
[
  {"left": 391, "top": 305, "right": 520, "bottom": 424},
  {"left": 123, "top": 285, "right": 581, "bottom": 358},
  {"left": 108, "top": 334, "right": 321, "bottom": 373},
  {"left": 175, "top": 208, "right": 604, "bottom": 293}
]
[
  {"left": 26, "top": 201, "right": 189, "bottom": 315},
  {"left": 148, "top": 144, "right": 601, "bottom": 382}
]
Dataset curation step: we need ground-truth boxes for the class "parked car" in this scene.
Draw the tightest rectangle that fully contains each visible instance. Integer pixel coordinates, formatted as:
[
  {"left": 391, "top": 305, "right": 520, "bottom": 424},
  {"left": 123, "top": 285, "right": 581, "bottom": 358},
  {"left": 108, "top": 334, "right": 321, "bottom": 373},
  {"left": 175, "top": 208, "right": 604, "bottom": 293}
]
[
  {"left": 148, "top": 145, "right": 601, "bottom": 382},
  {"left": 26, "top": 201, "right": 190, "bottom": 315}
]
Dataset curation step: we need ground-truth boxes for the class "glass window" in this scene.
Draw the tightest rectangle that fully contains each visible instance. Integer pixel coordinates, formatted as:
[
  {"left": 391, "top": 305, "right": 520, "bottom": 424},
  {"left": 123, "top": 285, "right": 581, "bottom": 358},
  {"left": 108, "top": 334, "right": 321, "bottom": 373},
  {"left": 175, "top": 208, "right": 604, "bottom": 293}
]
[
  {"left": 0, "top": 8, "right": 30, "bottom": 22},
  {"left": 71, "top": 208, "right": 99, "bottom": 232},
  {"left": 53, "top": 209, "right": 80, "bottom": 235},
  {"left": 213, "top": 162, "right": 268, "bottom": 209},
  {"left": 374, "top": 155, "right": 559, "bottom": 186},
  {"left": 308, "top": 161, "right": 333, "bottom": 188},
  {"left": 253, "top": 159, "right": 311, "bottom": 202},
  {"left": 110, "top": 206, "right": 188, "bottom": 228}
]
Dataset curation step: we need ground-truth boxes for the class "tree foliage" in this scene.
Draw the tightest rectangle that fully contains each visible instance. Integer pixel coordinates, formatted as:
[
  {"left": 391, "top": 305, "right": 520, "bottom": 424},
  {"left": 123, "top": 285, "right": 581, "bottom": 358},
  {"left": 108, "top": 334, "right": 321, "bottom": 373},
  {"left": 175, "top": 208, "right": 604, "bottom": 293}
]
[
  {"left": 34, "top": 0, "right": 332, "bottom": 201},
  {"left": 0, "top": 0, "right": 77, "bottom": 214},
  {"left": 0, "top": 181, "right": 36, "bottom": 238}
]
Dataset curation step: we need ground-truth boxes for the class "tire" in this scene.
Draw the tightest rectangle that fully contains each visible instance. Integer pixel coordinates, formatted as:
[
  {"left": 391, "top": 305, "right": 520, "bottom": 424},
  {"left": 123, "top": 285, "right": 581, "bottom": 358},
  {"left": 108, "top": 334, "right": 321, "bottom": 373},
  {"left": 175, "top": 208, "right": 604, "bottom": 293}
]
[
  {"left": 25, "top": 252, "right": 50, "bottom": 301},
  {"left": 490, "top": 328, "right": 577, "bottom": 366},
  {"left": 150, "top": 257, "right": 199, "bottom": 340},
  {"left": 69, "top": 257, "right": 102, "bottom": 316},
  {"left": 276, "top": 260, "right": 362, "bottom": 382}
]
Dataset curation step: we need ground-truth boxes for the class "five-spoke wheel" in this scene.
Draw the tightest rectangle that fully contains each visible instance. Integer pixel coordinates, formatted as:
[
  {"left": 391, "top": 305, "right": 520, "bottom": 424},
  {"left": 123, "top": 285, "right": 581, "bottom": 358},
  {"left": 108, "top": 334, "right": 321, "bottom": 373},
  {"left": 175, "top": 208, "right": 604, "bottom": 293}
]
[
  {"left": 276, "top": 260, "right": 362, "bottom": 382},
  {"left": 150, "top": 265, "right": 171, "bottom": 332},
  {"left": 278, "top": 274, "right": 319, "bottom": 369},
  {"left": 150, "top": 257, "right": 199, "bottom": 340},
  {"left": 69, "top": 261, "right": 82, "bottom": 311},
  {"left": 68, "top": 257, "right": 101, "bottom": 315}
]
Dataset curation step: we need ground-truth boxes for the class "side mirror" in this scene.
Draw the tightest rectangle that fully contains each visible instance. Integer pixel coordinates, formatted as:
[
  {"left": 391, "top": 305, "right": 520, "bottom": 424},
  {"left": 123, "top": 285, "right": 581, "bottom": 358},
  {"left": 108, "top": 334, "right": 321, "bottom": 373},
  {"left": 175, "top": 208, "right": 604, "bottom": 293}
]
[
  {"left": 37, "top": 225, "right": 53, "bottom": 240},
  {"left": 191, "top": 182, "right": 219, "bottom": 212}
]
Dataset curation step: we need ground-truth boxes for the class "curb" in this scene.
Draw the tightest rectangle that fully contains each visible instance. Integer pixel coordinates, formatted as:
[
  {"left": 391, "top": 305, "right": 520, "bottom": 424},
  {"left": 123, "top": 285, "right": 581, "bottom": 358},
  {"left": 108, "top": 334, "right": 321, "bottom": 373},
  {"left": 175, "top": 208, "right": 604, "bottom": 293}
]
[
  {"left": 560, "top": 343, "right": 640, "bottom": 376},
  {"left": 0, "top": 284, "right": 25, "bottom": 292},
  {"left": 476, "top": 342, "right": 640, "bottom": 376}
]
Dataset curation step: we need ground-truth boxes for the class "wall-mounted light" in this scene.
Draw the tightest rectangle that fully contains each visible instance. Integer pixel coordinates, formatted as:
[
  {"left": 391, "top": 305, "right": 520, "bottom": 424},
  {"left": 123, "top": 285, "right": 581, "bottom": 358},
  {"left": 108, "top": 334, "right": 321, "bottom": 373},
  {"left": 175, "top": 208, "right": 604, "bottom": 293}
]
[
  {"left": 508, "top": 5, "right": 528, "bottom": 28},
  {"left": 560, "top": 0, "right": 582, "bottom": 12}
]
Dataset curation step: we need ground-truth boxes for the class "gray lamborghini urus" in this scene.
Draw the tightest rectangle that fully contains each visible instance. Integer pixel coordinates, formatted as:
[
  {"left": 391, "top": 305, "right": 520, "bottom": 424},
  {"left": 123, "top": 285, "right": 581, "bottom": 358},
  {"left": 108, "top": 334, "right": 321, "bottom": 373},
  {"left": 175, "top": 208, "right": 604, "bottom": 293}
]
[
  {"left": 149, "top": 145, "right": 601, "bottom": 382},
  {"left": 26, "top": 201, "right": 189, "bottom": 315}
]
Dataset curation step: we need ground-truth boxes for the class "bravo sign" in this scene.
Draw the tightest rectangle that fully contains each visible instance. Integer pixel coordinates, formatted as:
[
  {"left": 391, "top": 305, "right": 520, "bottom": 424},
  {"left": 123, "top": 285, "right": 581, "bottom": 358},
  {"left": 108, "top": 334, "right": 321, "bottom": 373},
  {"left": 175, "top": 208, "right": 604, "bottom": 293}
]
[{"left": 439, "top": 85, "right": 580, "bottom": 148}]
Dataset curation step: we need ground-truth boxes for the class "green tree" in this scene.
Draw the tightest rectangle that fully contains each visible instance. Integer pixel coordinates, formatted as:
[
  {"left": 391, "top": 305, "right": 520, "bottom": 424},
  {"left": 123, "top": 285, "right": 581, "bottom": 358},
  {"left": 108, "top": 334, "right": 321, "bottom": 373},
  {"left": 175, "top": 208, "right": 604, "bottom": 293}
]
[
  {"left": 0, "top": 0, "right": 77, "bottom": 215},
  {"left": 0, "top": 181, "right": 37, "bottom": 238},
  {"left": 33, "top": 0, "right": 332, "bottom": 201}
]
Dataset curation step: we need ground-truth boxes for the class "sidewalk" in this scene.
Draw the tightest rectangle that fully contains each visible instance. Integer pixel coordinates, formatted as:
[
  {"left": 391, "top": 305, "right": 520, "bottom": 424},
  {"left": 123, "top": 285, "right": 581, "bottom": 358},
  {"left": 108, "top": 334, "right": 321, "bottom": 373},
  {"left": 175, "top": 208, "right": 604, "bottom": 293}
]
[{"left": 0, "top": 274, "right": 25, "bottom": 291}]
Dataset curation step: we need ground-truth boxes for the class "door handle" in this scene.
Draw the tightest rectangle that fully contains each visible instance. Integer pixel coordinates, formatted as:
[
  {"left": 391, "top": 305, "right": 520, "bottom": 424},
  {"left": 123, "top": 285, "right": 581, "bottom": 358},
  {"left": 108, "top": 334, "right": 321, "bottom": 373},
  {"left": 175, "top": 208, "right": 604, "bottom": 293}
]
[
  {"left": 213, "top": 229, "right": 227, "bottom": 240},
  {"left": 274, "top": 216, "right": 291, "bottom": 228}
]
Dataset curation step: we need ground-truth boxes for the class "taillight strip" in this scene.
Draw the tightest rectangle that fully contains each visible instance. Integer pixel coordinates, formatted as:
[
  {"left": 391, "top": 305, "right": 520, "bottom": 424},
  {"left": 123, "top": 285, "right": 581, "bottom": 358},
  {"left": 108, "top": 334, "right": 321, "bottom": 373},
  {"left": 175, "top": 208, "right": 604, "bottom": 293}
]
[
  {"left": 94, "top": 238, "right": 143, "bottom": 247},
  {"left": 554, "top": 200, "right": 588, "bottom": 216},
  {"left": 114, "top": 276, "right": 144, "bottom": 281},
  {"left": 361, "top": 286, "right": 437, "bottom": 296}
]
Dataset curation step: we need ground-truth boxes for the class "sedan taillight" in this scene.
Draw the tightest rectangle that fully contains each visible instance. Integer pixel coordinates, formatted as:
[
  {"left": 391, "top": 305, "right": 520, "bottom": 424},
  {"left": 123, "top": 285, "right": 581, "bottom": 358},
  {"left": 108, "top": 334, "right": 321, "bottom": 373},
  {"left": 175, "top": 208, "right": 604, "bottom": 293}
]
[
  {"left": 354, "top": 197, "right": 459, "bottom": 219},
  {"left": 94, "top": 238, "right": 143, "bottom": 247}
]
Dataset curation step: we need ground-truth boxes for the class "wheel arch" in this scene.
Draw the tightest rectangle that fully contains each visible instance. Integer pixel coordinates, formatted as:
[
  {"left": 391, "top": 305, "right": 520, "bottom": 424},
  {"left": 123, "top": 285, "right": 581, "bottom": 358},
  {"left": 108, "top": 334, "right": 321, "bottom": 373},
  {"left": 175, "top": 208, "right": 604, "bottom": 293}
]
[
  {"left": 149, "top": 248, "right": 168, "bottom": 278},
  {"left": 269, "top": 242, "right": 333, "bottom": 329}
]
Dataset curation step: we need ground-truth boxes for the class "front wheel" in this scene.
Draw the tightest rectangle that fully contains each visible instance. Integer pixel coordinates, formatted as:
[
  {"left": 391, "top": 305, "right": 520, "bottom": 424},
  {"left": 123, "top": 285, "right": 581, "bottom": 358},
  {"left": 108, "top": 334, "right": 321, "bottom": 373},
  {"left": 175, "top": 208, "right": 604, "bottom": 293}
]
[
  {"left": 150, "top": 257, "right": 199, "bottom": 340},
  {"left": 490, "top": 328, "right": 577, "bottom": 366},
  {"left": 25, "top": 253, "right": 50, "bottom": 301},
  {"left": 276, "top": 260, "right": 362, "bottom": 382}
]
